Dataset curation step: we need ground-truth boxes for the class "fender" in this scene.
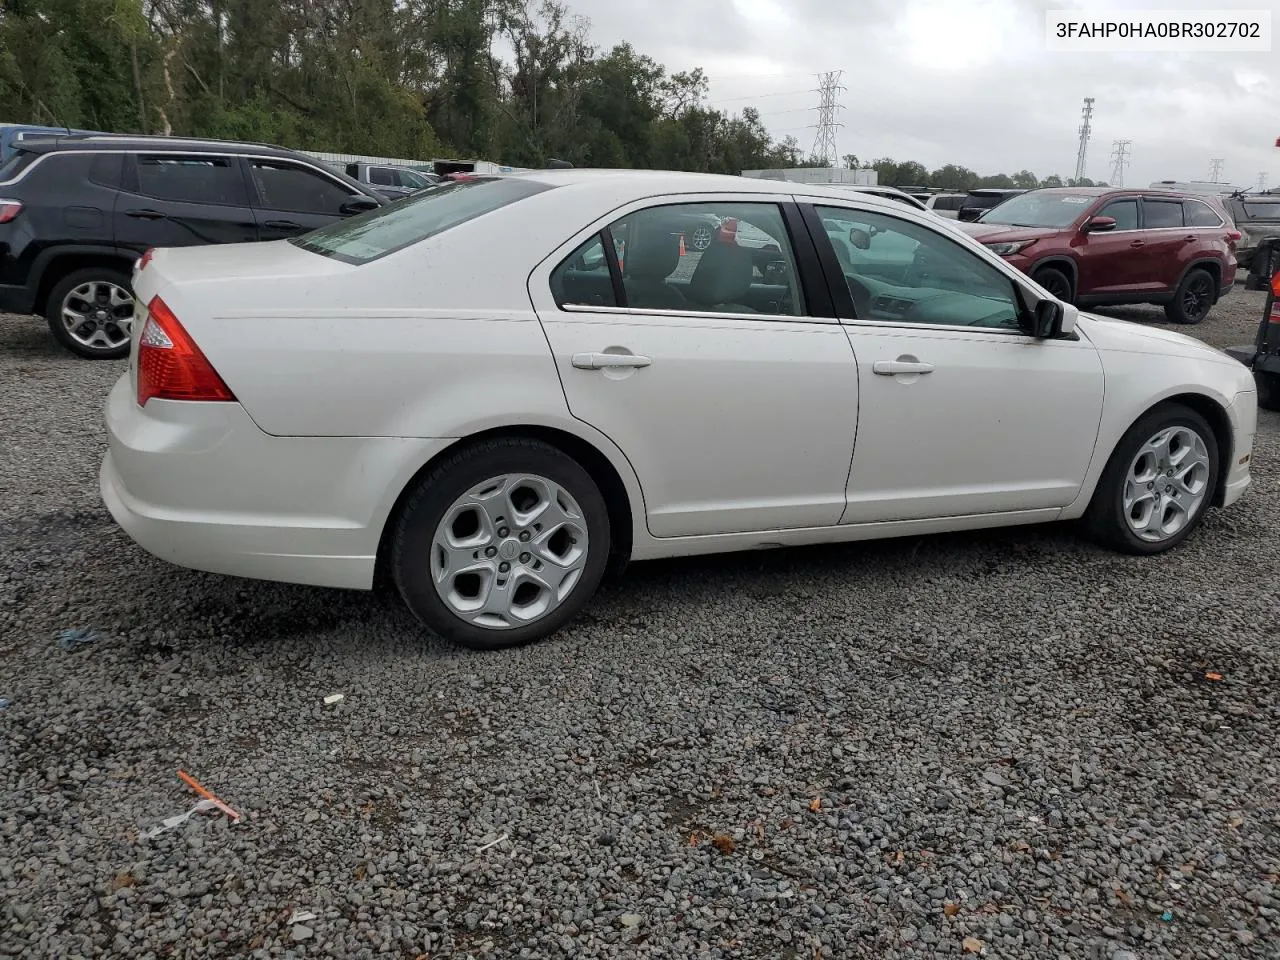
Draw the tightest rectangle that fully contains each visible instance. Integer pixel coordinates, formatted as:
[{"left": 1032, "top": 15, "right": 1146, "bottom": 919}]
[
  {"left": 28, "top": 243, "right": 140, "bottom": 312},
  {"left": 1172, "top": 256, "right": 1225, "bottom": 298}
]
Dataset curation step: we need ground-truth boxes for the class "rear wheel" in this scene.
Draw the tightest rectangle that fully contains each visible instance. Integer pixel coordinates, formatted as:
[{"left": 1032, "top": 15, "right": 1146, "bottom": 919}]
[
  {"left": 1164, "top": 268, "right": 1215, "bottom": 325},
  {"left": 45, "top": 267, "right": 135, "bottom": 359},
  {"left": 1084, "top": 403, "right": 1219, "bottom": 555},
  {"left": 392, "top": 439, "right": 611, "bottom": 650},
  {"left": 1032, "top": 266, "right": 1073, "bottom": 303}
]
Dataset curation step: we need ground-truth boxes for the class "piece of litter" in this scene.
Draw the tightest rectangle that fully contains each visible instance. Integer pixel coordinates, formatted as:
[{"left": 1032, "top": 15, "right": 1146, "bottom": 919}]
[
  {"left": 1204, "top": 672, "right": 1223, "bottom": 682},
  {"left": 57, "top": 628, "right": 100, "bottom": 652},
  {"left": 287, "top": 909, "right": 317, "bottom": 925},
  {"left": 620, "top": 913, "right": 643, "bottom": 928},
  {"left": 962, "top": 936, "right": 985, "bottom": 953},
  {"left": 177, "top": 770, "right": 243, "bottom": 822},
  {"left": 1161, "top": 910, "right": 1174, "bottom": 922},
  {"left": 324, "top": 694, "right": 345, "bottom": 705},
  {"left": 143, "top": 799, "right": 217, "bottom": 839},
  {"left": 476, "top": 832, "right": 509, "bottom": 853},
  {"left": 0, "top": 698, "right": 9, "bottom": 710}
]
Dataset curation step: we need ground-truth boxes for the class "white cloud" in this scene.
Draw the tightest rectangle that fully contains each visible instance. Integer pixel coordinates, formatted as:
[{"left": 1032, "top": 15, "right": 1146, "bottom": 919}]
[{"left": 567, "top": 0, "right": 1280, "bottom": 188}]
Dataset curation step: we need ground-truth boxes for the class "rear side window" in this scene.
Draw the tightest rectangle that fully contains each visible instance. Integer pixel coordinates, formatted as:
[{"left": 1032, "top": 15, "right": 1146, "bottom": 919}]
[
  {"left": 1143, "top": 199, "right": 1184, "bottom": 228},
  {"left": 292, "top": 176, "right": 554, "bottom": 264},
  {"left": 88, "top": 153, "right": 123, "bottom": 189},
  {"left": 136, "top": 155, "right": 248, "bottom": 206},
  {"left": 1183, "top": 199, "right": 1223, "bottom": 227},
  {"left": 1242, "top": 201, "right": 1280, "bottom": 219},
  {"left": 551, "top": 234, "right": 617, "bottom": 308}
]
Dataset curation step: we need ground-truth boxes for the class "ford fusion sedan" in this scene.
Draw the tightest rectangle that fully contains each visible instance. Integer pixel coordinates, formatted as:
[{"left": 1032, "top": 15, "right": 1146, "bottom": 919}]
[{"left": 102, "top": 171, "right": 1257, "bottom": 650}]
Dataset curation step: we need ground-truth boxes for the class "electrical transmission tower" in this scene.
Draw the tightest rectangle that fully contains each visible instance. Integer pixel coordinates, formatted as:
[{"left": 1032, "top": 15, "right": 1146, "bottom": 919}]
[
  {"left": 1259, "top": 172, "right": 1269, "bottom": 191},
  {"left": 1074, "top": 97, "right": 1095, "bottom": 182},
  {"left": 1109, "top": 139, "right": 1132, "bottom": 187},
  {"left": 1208, "top": 158, "right": 1225, "bottom": 182},
  {"left": 809, "top": 71, "right": 846, "bottom": 167}
]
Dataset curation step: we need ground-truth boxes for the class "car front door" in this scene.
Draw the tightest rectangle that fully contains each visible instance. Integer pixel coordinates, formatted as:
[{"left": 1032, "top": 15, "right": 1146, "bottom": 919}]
[
  {"left": 114, "top": 152, "right": 259, "bottom": 255},
  {"left": 246, "top": 158, "right": 368, "bottom": 239},
  {"left": 1074, "top": 196, "right": 1148, "bottom": 296},
  {"left": 528, "top": 196, "right": 858, "bottom": 539},
  {"left": 804, "top": 202, "right": 1105, "bottom": 524}
]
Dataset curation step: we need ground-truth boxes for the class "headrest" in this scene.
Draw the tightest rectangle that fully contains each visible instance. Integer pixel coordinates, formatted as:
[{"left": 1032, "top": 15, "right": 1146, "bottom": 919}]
[
  {"left": 624, "top": 223, "right": 681, "bottom": 280},
  {"left": 687, "top": 241, "right": 754, "bottom": 306}
]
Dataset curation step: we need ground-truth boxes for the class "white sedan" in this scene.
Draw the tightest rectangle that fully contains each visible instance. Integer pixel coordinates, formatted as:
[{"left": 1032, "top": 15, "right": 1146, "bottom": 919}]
[{"left": 101, "top": 169, "right": 1257, "bottom": 650}]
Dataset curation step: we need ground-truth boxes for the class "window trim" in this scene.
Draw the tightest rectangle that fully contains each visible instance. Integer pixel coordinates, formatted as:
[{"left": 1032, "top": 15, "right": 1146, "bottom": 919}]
[
  {"left": 128, "top": 152, "right": 252, "bottom": 208},
  {"left": 801, "top": 200, "right": 1046, "bottom": 339},
  {"left": 1139, "top": 196, "right": 1186, "bottom": 230},
  {"left": 550, "top": 195, "right": 836, "bottom": 324},
  {"left": 245, "top": 156, "right": 360, "bottom": 214}
]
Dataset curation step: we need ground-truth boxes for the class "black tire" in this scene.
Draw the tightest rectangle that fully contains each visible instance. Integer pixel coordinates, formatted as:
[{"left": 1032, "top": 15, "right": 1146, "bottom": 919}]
[
  {"left": 1257, "top": 371, "right": 1280, "bottom": 412},
  {"left": 1032, "top": 266, "right": 1074, "bottom": 303},
  {"left": 392, "top": 438, "right": 611, "bottom": 651},
  {"left": 1084, "top": 402, "right": 1219, "bottom": 556},
  {"left": 45, "top": 266, "right": 135, "bottom": 360},
  {"left": 1163, "top": 268, "right": 1215, "bottom": 325}
]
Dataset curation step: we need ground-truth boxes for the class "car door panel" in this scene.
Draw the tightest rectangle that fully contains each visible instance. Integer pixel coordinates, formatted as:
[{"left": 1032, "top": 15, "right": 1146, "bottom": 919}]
[
  {"left": 804, "top": 201, "right": 1106, "bottom": 522},
  {"left": 529, "top": 197, "right": 858, "bottom": 539},
  {"left": 1137, "top": 198, "right": 1190, "bottom": 291},
  {"left": 114, "top": 153, "right": 258, "bottom": 255},
  {"left": 1075, "top": 197, "right": 1148, "bottom": 294}
]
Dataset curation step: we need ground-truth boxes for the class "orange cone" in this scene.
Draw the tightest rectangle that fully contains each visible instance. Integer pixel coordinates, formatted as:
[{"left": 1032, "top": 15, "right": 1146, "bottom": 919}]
[{"left": 679, "top": 235, "right": 687, "bottom": 256}]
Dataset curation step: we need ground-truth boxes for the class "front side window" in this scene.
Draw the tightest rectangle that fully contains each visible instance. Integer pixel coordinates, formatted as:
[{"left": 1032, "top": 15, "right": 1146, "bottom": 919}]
[
  {"left": 1097, "top": 198, "right": 1139, "bottom": 230},
  {"left": 1143, "top": 198, "right": 1184, "bottom": 229},
  {"left": 250, "top": 160, "right": 354, "bottom": 215},
  {"left": 815, "top": 204, "right": 1022, "bottom": 331},
  {"left": 136, "top": 154, "right": 248, "bottom": 206},
  {"left": 293, "top": 176, "right": 554, "bottom": 264},
  {"left": 604, "top": 202, "right": 804, "bottom": 316}
]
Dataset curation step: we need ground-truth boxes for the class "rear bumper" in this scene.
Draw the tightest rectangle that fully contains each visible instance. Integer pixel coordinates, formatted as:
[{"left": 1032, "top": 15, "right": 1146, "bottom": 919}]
[
  {"left": 100, "top": 374, "right": 453, "bottom": 590},
  {"left": 0, "top": 281, "right": 36, "bottom": 316}
]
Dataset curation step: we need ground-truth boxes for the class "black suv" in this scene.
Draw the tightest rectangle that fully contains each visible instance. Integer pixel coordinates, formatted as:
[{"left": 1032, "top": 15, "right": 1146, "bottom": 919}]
[
  {"left": 957, "top": 188, "right": 1027, "bottom": 223},
  {"left": 0, "top": 135, "right": 384, "bottom": 358}
]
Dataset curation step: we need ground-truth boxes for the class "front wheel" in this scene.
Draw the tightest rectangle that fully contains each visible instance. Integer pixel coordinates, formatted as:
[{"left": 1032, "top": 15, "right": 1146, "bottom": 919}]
[
  {"left": 391, "top": 438, "right": 611, "bottom": 650},
  {"left": 45, "top": 267, "right": 136, "bottom": 359},
  {"left": 1032, "top": 266, "right": 1074, "bottom": 304},
  {"left": 1084, "top": 403, "right": 1219, "bottom": 555},
  {"left": 1164, "top": 268, "right": 1215, "bottom": 325},
  {"left": 1256, "top": 371, "right": 1280, "bottom": 412}
]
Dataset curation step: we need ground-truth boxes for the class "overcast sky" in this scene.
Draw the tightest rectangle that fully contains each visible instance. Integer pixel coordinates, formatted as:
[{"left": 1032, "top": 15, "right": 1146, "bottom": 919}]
[{"left": 564, "top": 0, "right": 1280, "bottom": 189}]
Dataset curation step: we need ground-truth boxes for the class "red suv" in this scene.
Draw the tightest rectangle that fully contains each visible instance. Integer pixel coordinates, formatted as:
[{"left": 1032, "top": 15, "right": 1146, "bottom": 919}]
[{"left": 957, "top": 187, "right": 1240, "bottom": 324}]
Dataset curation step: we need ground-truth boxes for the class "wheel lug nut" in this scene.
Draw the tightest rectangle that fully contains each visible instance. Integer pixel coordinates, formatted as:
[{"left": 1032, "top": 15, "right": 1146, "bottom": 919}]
[
  {"left": 519, "top": 531, "right": 530, "bottom": 542},
  {"left": 499, "top": 562, "right": 510, "bottom": 573},
  {"left": 520, "top": 552, "right": 531, "bottom": 564},
  {"left": 485, "top": 546, "right": 497, "bottom": 558},
  {"left": 498, "top": 527, "right": 510, "bottom": 538}
]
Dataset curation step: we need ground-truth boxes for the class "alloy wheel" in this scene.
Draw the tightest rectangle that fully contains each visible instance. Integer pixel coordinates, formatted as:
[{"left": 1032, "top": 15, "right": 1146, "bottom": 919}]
[
  {"left": 1181, "top": 276, "right": 1213, "bottom": 322},
  {"left": 429, "top": 474, "right": 590, "bottom": 630},
  {"left": 690, "top": 224, "right": 713, "bottom": 251},
  {"left": 1122, "top": 425, "right": 1212, "bottom": 543},
  {"left": 61, "top": 281, "right": 134, "bottom": 352}
]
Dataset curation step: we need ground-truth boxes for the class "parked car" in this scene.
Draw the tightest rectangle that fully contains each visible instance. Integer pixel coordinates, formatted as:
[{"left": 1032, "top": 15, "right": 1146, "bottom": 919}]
[
  {"left": 1221, "top": 191, "right": 1280, "bottom": 269},
  {"left": 822, "top": 184, "right": 931, "bottom": 212},
  {"left": 956, "top": 187, "right": 1240, "bottom": 324},
  {"left": 343, "top": 161, "right": 441, "bottom": 200},
  {"left": 920, "top": 192, "right": 968, "bottom": 218},
  {"left": 102, "top": 171, "right": 1256, "bottom": 650},
  {"left": 1225, "top": 236, "right": 1280, "bottom": 408},
  {"left": 957, "top": 188, "right": 1027, "bottom": 222},
  {"left": 0, "top": 134, "right": 384, "bottom": 358}
]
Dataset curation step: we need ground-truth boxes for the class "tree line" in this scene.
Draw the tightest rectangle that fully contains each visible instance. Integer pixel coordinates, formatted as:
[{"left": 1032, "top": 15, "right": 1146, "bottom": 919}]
[
  {"left": 1, "top": 0, "right": 1103, "bottom": 189},
  {"left": 845, "top": 157, "right": 1109, "bottom": 192}
]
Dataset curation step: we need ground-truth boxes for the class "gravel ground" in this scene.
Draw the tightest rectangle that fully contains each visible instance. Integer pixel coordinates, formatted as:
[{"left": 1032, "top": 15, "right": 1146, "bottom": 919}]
[{"left": 2, "top": 289, "right": 1278, "bottom": 960}]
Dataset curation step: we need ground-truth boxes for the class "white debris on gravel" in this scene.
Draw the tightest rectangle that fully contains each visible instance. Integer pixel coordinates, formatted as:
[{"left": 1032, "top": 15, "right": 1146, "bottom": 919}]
[{"left": 1, "top": 292, "right": 1278, "bottom": 959}]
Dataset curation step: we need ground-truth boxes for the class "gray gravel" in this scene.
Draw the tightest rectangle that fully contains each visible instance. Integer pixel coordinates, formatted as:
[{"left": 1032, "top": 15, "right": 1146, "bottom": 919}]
[{"left": 2, "top": 290, "right": 1279, "bottom": 960}]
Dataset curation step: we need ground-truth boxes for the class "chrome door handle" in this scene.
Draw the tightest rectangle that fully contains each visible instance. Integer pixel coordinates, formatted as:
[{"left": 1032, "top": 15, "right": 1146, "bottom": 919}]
[
  {"left": 873, "top": 360, "right": 934, "bottom": 376},
  {"left": 572, "top": 352, "right": 652, "bottom": 370}
]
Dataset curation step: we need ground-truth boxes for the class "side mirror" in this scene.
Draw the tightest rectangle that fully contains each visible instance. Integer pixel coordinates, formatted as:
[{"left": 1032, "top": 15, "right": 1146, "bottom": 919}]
[
  {"left": 849, "top": 227, "right": 872, "bottom": 250},
  {"left": 1031, "top": 299, "right": 1063, "bottom": 339},
  {"left": 1083, "top": 215, "right": 1117, "bottom": 233},
  {"left": 339, "top": 195, "right": 381, "bottom": 216}
]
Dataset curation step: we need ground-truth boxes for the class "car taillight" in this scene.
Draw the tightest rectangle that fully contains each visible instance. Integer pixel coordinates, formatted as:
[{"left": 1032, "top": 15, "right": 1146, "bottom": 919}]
[
  {"left": 137, "top": 296, "right": 236, "bottom": 407},
  {"left": 0, "top": 199, "right": 22, "bottom": 224},
  {"left": 1272, "top": 270, "right": 1280, "bottom": 299},
  {"left": 1227, "top": 230, "right": 1242, "bottom": 243},
  {"left": 137, "top": 248, "right": 155, "bottom": 272}
]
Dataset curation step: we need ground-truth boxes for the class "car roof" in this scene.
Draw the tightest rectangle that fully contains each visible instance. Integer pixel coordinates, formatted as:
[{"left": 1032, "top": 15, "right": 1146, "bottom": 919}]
[
  {"left": 14, "top": 133, "right": 303, "bottom": 159},
  {"left": 1031, "top": 186, "right": 1225, "bottom": 201}
]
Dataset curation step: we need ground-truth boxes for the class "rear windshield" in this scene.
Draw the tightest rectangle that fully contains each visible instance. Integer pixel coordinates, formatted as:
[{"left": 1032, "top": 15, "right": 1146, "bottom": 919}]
[
  {"left": 0, "top": 150, "right": 36, "bottom": 181},
  {"left": 292, "top": 176, "right": 554, "bottom": 264}
]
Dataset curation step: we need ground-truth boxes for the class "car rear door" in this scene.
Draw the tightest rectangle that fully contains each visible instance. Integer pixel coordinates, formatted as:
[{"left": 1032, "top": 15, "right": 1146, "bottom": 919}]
[
  {"left": 527, "top": 194, "right": 859, "bottom": 539},
  {"left": 114, "top": 152, "right": 259, "bottom": 255},
  {"left": 1136, "top": 196, "right": 1191, "bottom": 291},
  {"left": 245, "top": 157, "right": 367, "bottom": 239},
  {"left": 801, "top": 200, "right": 1104, "bottom": 523}
]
